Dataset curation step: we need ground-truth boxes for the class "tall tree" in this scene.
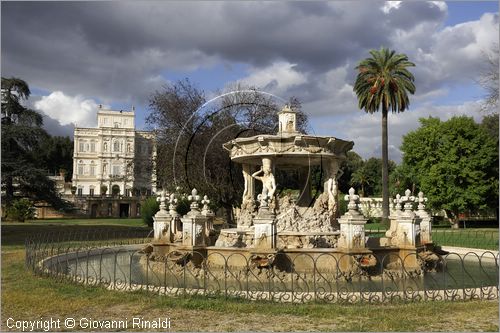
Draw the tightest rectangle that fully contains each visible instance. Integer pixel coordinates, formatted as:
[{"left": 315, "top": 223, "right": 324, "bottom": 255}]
[
  {"left": 34, "top": 136, "right": 74, "bottom": 181},
  {"left": 337, "top": 151, "right": 364, "bottom": 194},
  {"left": 147, "top": 79, "right": 308, "bottom": 224},
  {"left": 353, "top": 47, "right": 416, "bottom": 224},
  {"left": 400, "top": 116, "right": 498, "bottom": 228},
  {"left": 350, "top": 157, "right": 396, "bottom": 197},
  {"left": 1, "top": 77, "right": 70, "bottom": 212}
]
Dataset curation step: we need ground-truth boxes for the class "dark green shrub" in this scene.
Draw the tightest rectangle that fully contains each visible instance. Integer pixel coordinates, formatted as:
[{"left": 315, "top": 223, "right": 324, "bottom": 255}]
[
  {"left": 7, "top": 198, "right": 36, "bottom": 222},
  {"left": 176, "top": 196, "right": 190, "bottom": 216},
  {"left": 141, "top": 197, "right": 159, "bottom": 227}
]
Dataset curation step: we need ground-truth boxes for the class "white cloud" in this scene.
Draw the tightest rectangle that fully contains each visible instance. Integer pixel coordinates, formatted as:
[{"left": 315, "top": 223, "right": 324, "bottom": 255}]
[
  {"left": 238, "top": 61, "right": 308, "bottom": 96},
  {"left": 316, "top": 100, "right": 484, "bottom": 163},
  {"left": 382, "top": 1, "right": 402, "bottom": 14},
  {"left": 34, "top": 91, "right": 99, "bottom": 127}
]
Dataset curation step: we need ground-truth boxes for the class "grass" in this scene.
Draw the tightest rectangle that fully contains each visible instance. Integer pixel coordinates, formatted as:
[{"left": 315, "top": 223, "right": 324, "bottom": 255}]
[
  {"left": 1, "top": 219, "right": 499, "bottom": 331},
  {"left": 364, "top": 222, "right": 498, "bottom": 250},
  {"left": 431, "top": 228, "right": 499, "bottom": 250},
  {"left": 1, "top": 218, "right": 148, "bottom": 247}
]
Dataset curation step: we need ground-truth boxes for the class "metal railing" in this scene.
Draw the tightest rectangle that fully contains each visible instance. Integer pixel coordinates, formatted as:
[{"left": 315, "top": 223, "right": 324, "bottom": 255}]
[
  {"left": 365, "top": 227, "right": 499, "bottom": 250},
  {"left": 25, "top": 232, "right": 499, "bottom": 304}
]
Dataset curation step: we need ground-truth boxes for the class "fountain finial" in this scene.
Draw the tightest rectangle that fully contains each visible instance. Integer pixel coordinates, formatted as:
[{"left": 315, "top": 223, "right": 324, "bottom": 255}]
[
  {"left": 201, "top": 195, "right": 211, "bottom": 214},
  {"left": 157, "top": 189, "right": 168, "bottom": 212},
  {"left": 188, "top": 188, "right": 201, "bottom": 210},
  {"left": 416, "top": 191, "right": 428, "bottom": 211},
  {"left": 278, "top": 104, "right": 297, "bottom": 134},
  {"left": 344, "top": 187, "right": 360, "bottom": 212}
]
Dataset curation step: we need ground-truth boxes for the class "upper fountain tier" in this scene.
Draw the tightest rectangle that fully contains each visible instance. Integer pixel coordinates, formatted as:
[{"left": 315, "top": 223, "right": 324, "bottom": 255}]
[{"left": 222, "top": 105, "right": 354, "bottom": 167}]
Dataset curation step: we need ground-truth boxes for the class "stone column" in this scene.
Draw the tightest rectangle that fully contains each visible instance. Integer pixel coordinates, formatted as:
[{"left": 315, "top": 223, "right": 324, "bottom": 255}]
[
  {"left": 168, "top": 193, "right": 182, "bottom": 243},
  {"left": 337, "top": 188, "right": 368, "bottom": 251},
  {"left": 181, "top": 189, "right": 209, "bottom": 247},
  {"left": 153, "top": 190, "right": 171, "bottom": 241},
  {"left": 201, "top": 195, "right": 216, "bottom": 246},
  {"left": 415, "top": 191, "right": 432, "bottom": 244},
  {"left": 242, "top": 164, "right": 255, "bottom": 202},
  {"left": 297, "top": 167, "right": 312, "bottom": 206}
]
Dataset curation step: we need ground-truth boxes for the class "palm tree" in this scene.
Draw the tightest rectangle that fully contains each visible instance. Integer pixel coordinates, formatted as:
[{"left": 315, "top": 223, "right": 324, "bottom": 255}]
[{"left": 353, "top": 48, "right": 416, "bottom": 223}]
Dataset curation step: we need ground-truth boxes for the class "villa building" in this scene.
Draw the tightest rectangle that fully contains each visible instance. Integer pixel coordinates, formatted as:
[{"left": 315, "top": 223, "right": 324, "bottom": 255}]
[{"left": 71, "top": 106, "right": 157, "bottom": 217}]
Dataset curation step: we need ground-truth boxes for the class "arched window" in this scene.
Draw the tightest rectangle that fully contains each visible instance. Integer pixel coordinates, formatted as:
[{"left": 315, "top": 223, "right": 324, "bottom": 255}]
[
  {"left": 77, "top": 160, "right": 84, "bottom": 175},
  {"left": 113, "top": 140, "right": 120, "bottom": 152}
]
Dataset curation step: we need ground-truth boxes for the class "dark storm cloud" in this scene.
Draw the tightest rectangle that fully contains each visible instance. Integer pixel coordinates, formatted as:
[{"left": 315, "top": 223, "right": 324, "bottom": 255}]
[
  {"left": 386, "top": 1, "right": 446, "bottom": 30},
  {"left": 1, "top": 0, "right": 446, "bottom": 104}
]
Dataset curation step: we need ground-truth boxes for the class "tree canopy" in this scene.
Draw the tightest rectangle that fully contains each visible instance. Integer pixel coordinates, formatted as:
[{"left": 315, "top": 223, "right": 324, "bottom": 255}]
[
  {"left": 1, "top": 77, "right": 70, "bottom": 212},
  {"left": 147, "top": 79, "right": 308, "bottom": 224},
  {"left": 400, "top": 116, "right": 498, "bottom": 227}
]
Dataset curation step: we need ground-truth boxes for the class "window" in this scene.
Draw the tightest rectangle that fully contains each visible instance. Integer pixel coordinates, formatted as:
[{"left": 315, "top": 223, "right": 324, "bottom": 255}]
[
  {"left": 113, "top": 141, "right": 120, "bottom": 152},
  {"left": 79, "top": 141, "right": 85, "bottom": 152},
  {"left": 90, "top": 142, "right": 96, "bottom": 152},
  {"left": 90, "top": 164, "right": 96, "bottom": 176},
  {"left": 89, "top": 188, "right": 95, "bottom": 196},
  {"left": 114, "top": 122, "right": 119, "bottom": 128},
  {"left": 112, "top": 165, "right": 121, "bottom": 176},
  {"left": 78, "top": 164, "right": 84, "bottom": 175},
  {"left": 77, "top": 187, "right": 83, "bottom": 196},
  {"left": 125, "top": 188, "right": 130, "bottom": 197}
]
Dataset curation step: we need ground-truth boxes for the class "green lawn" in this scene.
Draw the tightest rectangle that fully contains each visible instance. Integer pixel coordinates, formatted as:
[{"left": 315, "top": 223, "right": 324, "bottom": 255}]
[
  {"left": 23, "top": 217, "right": 145, "bottom": 226},
  {"left": 364, "top": 223, "right": 498, "bottom": 250},
  {"left": 1, "top": 218, "right": 149, "bottom": 247},
  {"left": 1, "top": 219, "right": 499, "bottom": 331}
]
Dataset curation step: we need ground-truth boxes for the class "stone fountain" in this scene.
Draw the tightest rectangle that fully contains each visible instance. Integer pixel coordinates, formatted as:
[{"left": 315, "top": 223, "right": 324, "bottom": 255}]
[{"left": 150, "top": 105, "right": 435, "bottom": 272}]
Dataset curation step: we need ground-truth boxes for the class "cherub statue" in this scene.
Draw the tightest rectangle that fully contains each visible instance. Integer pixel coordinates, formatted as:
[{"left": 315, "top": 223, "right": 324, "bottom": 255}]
[{"left": 251, "top": 162, "right": 276, "bottom": 204}]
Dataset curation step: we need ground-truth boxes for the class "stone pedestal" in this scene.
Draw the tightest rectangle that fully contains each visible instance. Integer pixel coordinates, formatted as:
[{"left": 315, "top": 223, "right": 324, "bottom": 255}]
[
  {"left": 418, "top": 215, "right": 432, "bottom": 245},
  {"left": 153, "top": 210, "right": 171, "bottom": 241},
  {"left": 180, "top": 189, "right": 210, "bottom": 247},
  {"left": 337, "top": 188, "right": 368, "bottom": 252},
  {"left": 153, "top": 190, "right": 171, "bottom": 242},
  {"left": 181, "top": 214, "right": 209, "bottom": 247},
  {"left": 415, "top": 191, "right": 432, "bottom": 245},
  {"left": 253, "top": 216, "right": 276, "bottom": 249},
  {"left": 392, "top": 190, "right": 422, "bottom": 249}
]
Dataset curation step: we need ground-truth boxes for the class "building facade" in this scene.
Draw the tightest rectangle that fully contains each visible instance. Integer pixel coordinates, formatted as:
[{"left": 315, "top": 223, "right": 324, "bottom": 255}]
[{"left": 71, "top": 106, "right": 156, "bottom": 216}]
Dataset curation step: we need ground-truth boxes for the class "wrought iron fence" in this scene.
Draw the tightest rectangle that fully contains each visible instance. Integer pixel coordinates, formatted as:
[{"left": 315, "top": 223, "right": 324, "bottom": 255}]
[
  {"left": 25, "top": 232, "right": 499, "bottom": 304},
  {"left": 365, "top": 227, "right": 499, "bottom": 250}
]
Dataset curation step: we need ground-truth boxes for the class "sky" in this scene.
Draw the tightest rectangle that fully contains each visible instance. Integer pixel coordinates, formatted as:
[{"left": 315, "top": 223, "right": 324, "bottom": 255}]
[{"left": 2, "top": 1, "right": 498, "bottom": 163}]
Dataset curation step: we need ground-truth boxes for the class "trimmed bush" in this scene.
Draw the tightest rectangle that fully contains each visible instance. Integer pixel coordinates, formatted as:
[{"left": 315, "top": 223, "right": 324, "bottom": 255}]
[
  {"left": 7, "top": 198, "right": 36, "bottom": 222},
  {"left": 141, "top": 197, "right": 159, "bottom": 227}
]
